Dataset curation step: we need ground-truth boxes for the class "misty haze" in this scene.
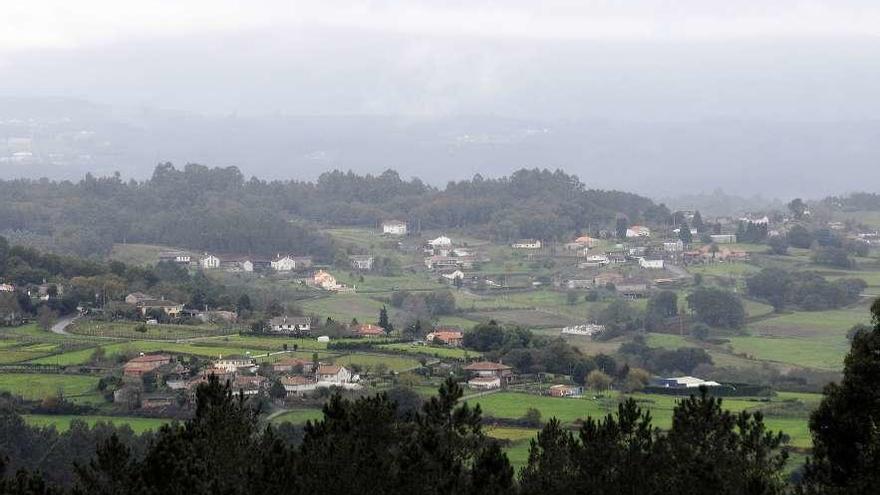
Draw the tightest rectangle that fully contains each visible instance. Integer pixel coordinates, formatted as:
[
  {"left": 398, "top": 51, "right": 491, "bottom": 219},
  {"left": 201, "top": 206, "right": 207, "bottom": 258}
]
[{"left": 1, "top": 2, "right": 880, "bottom": 495}]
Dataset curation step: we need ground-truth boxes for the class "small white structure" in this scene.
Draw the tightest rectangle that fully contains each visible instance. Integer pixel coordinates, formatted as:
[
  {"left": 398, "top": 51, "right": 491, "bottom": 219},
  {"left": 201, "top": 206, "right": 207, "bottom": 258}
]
[
  {"left": 271, "top": 255, "right": 297, "bottom": 272},
  {"left": 0, "top": 283, "right": 14, "bottom": 292},
  {"left": 626, "top": 226, "right": 652, "bottom": 238},
  {"left": 317, "top": 336, "right": 331, "bottom": 343},
  {"left": 561, "top": 324, "right": 605, "bottom": 336},
  {"left": 200, "top": 254, "right": 221, "bottom": 270},
  {"left": 655, "top": 376, "right": 721, "bottom": 389},
  {"left": 638, "top": 258, "right": 665, "bottom": 269},
  {"left": 349, "top": 255, "right": 374, "bottom": 271},
  {"left": 467, "top": 376, "right": 502, "bottom": 390},
  {"left": 382, "top": 220, "right": 407, "bottom": 236},
  {"left": 512, "top": 239, "right": 542, "bottom": 249}
]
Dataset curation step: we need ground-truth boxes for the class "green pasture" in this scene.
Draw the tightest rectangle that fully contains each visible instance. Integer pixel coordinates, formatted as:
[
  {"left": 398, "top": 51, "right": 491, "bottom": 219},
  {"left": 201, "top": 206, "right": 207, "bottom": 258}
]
[
  {"left": 70, "top": 320, "right": 226, "bottom": 340},
  {"left": 333, "top": 353, "right": 420, "bottom": 372},
  {"left": 0, "top": 374, "right": 101, "bottom": 402},
  {"left": 23, "top": 414, "right": 171, "bottom": 433},
  {"left": 298, "top": 293, "right": 388, "bottom": 323}
]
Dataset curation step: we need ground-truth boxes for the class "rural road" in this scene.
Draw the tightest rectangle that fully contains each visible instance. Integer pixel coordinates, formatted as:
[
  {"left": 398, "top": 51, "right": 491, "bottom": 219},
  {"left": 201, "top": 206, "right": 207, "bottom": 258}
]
[{"left": 50, "top": 315, "right": 79, "bottom": 336}]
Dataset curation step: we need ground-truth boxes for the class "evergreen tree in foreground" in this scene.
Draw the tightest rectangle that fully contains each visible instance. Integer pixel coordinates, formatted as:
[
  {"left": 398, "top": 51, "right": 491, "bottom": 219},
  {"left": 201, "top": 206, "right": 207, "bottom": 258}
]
[{"left": 798, "top": 298, "right": 880, "bottom": 494}]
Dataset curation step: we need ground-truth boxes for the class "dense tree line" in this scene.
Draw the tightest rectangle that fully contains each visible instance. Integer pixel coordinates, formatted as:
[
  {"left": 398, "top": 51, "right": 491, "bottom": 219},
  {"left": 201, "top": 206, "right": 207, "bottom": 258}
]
[
  {"left": 0, "top": 165, "right": 663, "bottom": 258},
  {"left": 747, "top": 268, "right": 866, "bottom": 312},
  {"left": 462, "top": 321, "right": 618, "bottom": 385},
  {"left": 0, "top": 235, "right": 246, "bottom": 323},
  {"left": 686, "top": 287, "right": 746, "bottom": 329}
]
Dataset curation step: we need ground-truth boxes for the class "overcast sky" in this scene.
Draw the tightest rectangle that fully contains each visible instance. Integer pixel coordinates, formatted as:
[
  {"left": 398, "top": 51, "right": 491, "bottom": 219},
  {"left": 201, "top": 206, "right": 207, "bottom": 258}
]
[
  {"left": 1, "top": 1, "right": 879, "bottom": 198},
  {"left": 2, "top": 1, "right": 879, "bottom": 119}
]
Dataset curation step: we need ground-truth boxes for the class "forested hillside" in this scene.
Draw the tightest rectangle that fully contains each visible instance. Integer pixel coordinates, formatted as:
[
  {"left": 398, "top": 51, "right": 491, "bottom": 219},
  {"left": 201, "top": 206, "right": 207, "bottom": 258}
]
[{"left": 0, "top": 164, "right": 663, "bottom": 258}]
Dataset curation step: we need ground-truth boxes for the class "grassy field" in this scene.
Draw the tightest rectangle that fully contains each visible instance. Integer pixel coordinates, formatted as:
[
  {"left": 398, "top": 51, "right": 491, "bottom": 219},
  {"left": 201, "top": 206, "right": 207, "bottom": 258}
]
[
  {"left": 299, "top": 294, "right": 389, "bottom": 322},
  {"left": 470, "top": 390, "right": 817, "bottom": 450},
  {"left": 332, "top": 353, "right": 421, "bottom": 372},
  {"left": 70, "top": 320, "right": 228, "bottom": 340},
  {"left": 109, "top": 243, "right": 193, "bottom": 266},
  {"left": 23, "top": 414, "right": 171, "bottom": 433},
  {"left": 463, "top": 309, "right": 579, "bottom": 328},
  {"left": 0, "top": 374, "right": 101, "bottom": 402},
  {"left": 377, "top": 343, "right": 478, "bottom": 359},
  {"left": 269, "top": 408, "right": 324, "bottom": 425}
]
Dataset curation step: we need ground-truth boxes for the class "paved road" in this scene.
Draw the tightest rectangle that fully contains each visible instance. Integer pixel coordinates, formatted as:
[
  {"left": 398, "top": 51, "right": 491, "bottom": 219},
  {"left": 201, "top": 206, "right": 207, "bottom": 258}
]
[{"left": 50, "top": 315, "right": 79, "bottom": 336}]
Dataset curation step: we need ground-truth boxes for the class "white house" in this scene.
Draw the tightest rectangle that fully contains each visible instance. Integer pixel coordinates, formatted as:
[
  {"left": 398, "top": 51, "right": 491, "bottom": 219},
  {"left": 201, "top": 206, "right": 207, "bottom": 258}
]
[
  {"left": 638, "top": 258, "right": 665, "bottom": 269},
  {"left": 428, "top": 236, "right": 453, "bottom": 248},
  {"left": 214, "top": 356, "right": 256, "bottom": 373},
  {"left": 512, "top": 239, "right": 542, "bottom": 249},
  {"left": 382, "top": 220, "right": 407, "bottom": 236},
  {"left": 200, "top": 254, "right": 221, "bottom": 270},
  {"left": 269, "top": 315, "right": 312, "bottom": 334},
  {"left": 271, "top": 255, "right": 311, "bottom": 272},
  {"left": 349, "top": 255, "right": 374, "bottom": 271},
  {"left": 0, "top": 283, "right": 14, "bottom": 293},
  {"left": 625, "top": 226, "right": 651, "bottom": 238},
  {"left": 442, "top": 269, "right": 466, "bottom": 282},
  {"left": 316, "top": 365, "right": 353, "bottom": 384}
]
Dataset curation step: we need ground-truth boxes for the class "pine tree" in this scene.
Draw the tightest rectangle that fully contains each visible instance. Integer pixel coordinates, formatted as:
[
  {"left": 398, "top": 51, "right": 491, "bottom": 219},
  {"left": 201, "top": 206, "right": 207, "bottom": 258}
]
[
  {"left": 378, "top": 305, "right": 393, "bottom": 334},
  {"left": 692, "top": 210, "right": 705, "bottom": 233},
  {"left": 679, "top": 220, "right": 693, "bottom": 244},
  {"left": 798, "top": 299, "right": 880, "bottom": 494}
]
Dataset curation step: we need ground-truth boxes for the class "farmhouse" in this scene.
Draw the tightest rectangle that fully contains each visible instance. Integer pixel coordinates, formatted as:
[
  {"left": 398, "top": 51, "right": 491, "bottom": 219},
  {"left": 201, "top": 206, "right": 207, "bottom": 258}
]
[
  {"left": 512, "top": 239, "right": 542, "bottom": 249},
  {"left": 428, "top": 235, "right": 453, "bottom": 248},
  {"left": 427, "top": 255, "right": 477, "bottom": 271},
  {"left": 281, "top": 375, "right": 318, "bottom": 396},
  {"left": 426, "top": 330, "right": 463, "bottom": 347},
  {"left": 316, "top": 365, "right": 353, "bottom": 384},
  {"left": 220, "top": 257, "right": 255, "bottom": 272},
  {"left": 464, "top": 361, "right": 515, "bottom": 389},
  {"left": 664, "top": 240, "right": 684, "bottom": 252},
  {"left": 638, "top": 257, "right": 665, "bottom": 269},
  {"left": 158, "top": 251, "right": 192, "bottom": 265},
  {"left": 349, "top": 255, "right": 374, "bottom": 271},
  {"left": 441, "top": 269, "right": 466, "bottom": 282},
  {"left": 271, "top": 255, "right": 312, "bottom": 272},
  {"left": 214, "top": 356, "right": 256, "bottom": 373},
  {"left": 136, "top": 299, "right": 184, "bottom": 317},
  {"left": 273, "top": 357, "right": 314, "bottom": 374},
  {"left": 0, "top": 283, "right": 15, "bottom": 292},
  {"left": 232, "top": 375, "right": 267, "bottom": 396},
  {"left": 125, "top": 292, "right": 153, "bottom": 305},
  {"left": 382, "top": 220, "right": 407, "bottom": 236},
  {"left": 313, "top": 270, "right": 341, "bottom": 290},
  {"left": 123, "top": 354, "right": 172, "bottom": 378},
  {"left": 654, "top": 376, "right": 721, "bottom": 389},
  {"left": 353, "top": 323, "right": 385, "bottom": 337},
  {"left": 573, "top": 235, "right": 597, "bottom": 248},
  {"left": 200, "top": 254, "right": 221, "bottom": 269},
  {"left": 549, "top": 384, "right": 583, "bottom": 397},
  {"left": 561, "top": 324, "right": 605, "bottom": 336},
  {"left": 140, "top": 393, "right": 175, "bottom": 409},
  {"left": 269, "top": 315, "right": 312, "bottom": 334}
]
